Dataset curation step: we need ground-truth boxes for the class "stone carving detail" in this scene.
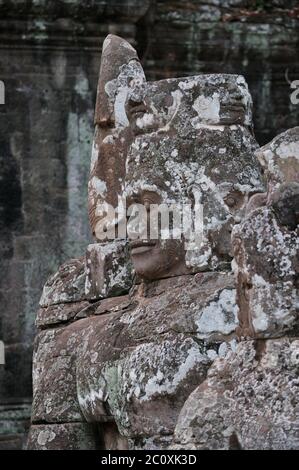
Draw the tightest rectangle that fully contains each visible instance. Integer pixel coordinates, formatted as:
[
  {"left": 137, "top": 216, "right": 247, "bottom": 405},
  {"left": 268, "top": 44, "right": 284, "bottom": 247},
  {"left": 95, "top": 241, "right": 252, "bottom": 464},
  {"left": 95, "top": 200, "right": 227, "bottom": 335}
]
[
  {"left": 88, "top": 34, "right": 145, "bottom": 238},
  {"left": 85, "top": 242, "right": 133, "bottom": 301},
  {"left": 233, "top": 127, "right": 299, "bottom": 339},
  {"left": 39, "top": 258, "right": 87, "bottom": 307},
  {"left": 124, "top": 73, "right": 263, "bottom": 279},
  {"left": 27, "top": 36, "right": 298, "bottom": 450},
  {"left": 171, "top": 128, "right": 299, "bottom": 450},
  {"left": 172, "top": 338, "right": 299, "bottom": 450}
]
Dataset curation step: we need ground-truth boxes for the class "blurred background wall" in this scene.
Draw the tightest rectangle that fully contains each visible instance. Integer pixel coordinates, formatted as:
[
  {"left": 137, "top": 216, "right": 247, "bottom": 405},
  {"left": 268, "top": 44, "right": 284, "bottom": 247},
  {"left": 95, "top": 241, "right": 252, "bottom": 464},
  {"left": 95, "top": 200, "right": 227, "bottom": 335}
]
[{"left": 0, "top": 0, "right": 298, "bottom": 449}]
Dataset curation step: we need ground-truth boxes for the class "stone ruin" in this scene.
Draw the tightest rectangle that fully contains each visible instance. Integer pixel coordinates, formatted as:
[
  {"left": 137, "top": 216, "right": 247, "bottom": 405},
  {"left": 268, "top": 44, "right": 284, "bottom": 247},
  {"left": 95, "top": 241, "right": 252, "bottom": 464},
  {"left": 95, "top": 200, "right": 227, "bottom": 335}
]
[{"left": 26, "top": 35, "right": 298, "bottom": 450}]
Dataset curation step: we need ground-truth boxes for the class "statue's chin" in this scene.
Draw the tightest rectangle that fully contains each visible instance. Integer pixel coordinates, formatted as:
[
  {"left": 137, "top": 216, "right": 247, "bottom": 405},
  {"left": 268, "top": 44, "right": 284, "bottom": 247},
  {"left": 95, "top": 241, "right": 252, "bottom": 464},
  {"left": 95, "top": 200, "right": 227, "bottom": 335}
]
[
  {"left": 131, "top": 244, "right": 187, "bottom": 281},
  {"left": 131, "top": 250, "right": 166, "bottom": 281}
]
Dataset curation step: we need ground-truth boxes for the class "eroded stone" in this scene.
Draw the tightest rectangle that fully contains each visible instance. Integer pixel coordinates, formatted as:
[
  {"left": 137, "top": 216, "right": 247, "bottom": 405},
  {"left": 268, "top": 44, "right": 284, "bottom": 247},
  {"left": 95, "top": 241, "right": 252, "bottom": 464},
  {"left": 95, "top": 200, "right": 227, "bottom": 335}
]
[
  {"left": 172, "top": 339, "right": 299, "bottom": 450},
  {"left": 85, "top": 241, "right": 133, "bottom": 300},
  {"left": 39, "top": 257, "right": 86, "bottom": 307},
  {"left": 26, "top": 423, "right": 101, "bottom": 450}
]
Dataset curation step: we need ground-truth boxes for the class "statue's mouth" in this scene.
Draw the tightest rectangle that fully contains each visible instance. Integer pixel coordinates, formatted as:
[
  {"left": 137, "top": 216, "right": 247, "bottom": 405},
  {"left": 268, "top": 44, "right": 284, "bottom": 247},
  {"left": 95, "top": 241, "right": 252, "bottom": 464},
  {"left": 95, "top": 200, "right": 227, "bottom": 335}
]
[
  {"left": 129, "top": 103, "right": 147, "bottom": 120},
  {"left": 130, "top": 239, "right": 157, "bottom": 255}
]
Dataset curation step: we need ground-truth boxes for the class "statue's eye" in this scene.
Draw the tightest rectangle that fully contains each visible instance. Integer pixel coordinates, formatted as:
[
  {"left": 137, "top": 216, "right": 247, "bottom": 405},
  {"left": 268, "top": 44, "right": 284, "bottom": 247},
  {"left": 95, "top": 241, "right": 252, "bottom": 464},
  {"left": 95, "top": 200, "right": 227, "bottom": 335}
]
[
  {"left": 129, "top": 77, "right": 143, "bottom": 87},
  {"left": 225, "top": 196, "right": 236, "bottom": 207},
  {"left": 163, "top": 95, "right": 174, "bottom": 110}
]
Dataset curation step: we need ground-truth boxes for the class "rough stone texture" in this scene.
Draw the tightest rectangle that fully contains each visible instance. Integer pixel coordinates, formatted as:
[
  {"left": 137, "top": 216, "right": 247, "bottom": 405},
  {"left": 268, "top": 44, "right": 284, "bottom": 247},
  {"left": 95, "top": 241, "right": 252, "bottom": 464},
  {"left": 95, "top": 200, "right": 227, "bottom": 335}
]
[
  {"left": 36, "top": 300, "right": 90, "bottom": 328},
  {"left": 124, "top": 73, "right": 264, "bottom": 275},
  {"left": 29, "top": 272, "right": 238, "bottom": 449},
  {"left": 26, "top": 28, "right": 299, "bottom": 450},
  {"left": 171, "top": 128, "right": 299, "bottom": 450},
  {"left": 89, "top": 35, "right": 145, "bottom": 238},
  {"left": 1, "top": 0, "right": 299, "bottom": 448},
  {"left": 85, "top": 242, "right": 133, "bottom": 300},
  {"left": 26, "top": 423, "right": 102, "bottom": 450},
  {"left": 31, "top": 320, "right": 89, "bottom": 424},
  {"left": 256, "top": 126, "right": 299, "bottom": 195},
  {"left": 233, "top": 208, "right": 298, "bottom": 338},
  {"left": 232, "top": 128, "right": 299, "bottom": 339},
  {"left": 172, "top": 339, "right": 299, "bottom": 450},
  {"left": 39, "top": 257, "right": 87, "bottom": 308}
]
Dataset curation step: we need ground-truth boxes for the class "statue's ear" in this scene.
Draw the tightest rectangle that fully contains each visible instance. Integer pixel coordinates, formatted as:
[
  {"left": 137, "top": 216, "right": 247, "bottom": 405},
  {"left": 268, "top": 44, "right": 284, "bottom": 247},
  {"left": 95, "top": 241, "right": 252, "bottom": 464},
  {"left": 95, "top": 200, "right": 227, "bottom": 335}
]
[
  {"left": 95, "top": 34, "right": 144, "bottom": 126},
  {"left": 255, "top": 148, "right": 268, "bottom": 172}
]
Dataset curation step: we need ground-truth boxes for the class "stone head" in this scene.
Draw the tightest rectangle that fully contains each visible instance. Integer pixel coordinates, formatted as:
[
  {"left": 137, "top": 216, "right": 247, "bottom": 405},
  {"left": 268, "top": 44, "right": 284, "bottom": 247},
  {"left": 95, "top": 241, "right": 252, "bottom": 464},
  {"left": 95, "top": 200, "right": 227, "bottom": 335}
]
[
  {"left": 88, "top": 34, "right": 145, "bottom": 238},
  {"left": 255, "top": 127, "right": 299, "bottom": 228},
  {"left": 232, "top": 127, "right": 299, "bottom": 339},
  {"left": 255, "top": 127, "right": 299, "bottom": 191},
  {"left": 124, "top": 74, "right": 264, "bottom": 280}
]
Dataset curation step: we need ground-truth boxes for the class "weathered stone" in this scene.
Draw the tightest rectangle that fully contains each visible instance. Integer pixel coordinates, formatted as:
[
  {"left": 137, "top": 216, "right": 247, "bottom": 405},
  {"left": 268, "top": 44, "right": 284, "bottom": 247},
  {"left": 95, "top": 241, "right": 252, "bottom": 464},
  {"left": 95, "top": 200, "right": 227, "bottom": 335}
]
[
  {"left": 39, "top": 257, "right": 86, "bottom": 307},
  {"left": 26, "top": 423, "right": 101, "bottom": 450},
  {"left": 92, "top": 295, "right": 131, "bottom": 316},
  {"left": 172, "top": 126, "right": 299, "bottom": 450},
  {"left": 2, "top": 1, "right": 299, "bottom": 448},
  {"left": 77, "top": 272, "right": 238, "bottom": 444},
  {"left": 89, "top": 35, "right": 145, "bottom": 239},
  {"left": 233, "top": 208, "right": 298, "bottom": 339},
  {"left": 27, "top": 32, "right": 260, "bottom": 450},
  {"left": 172, "top": 339, "right": 299, "bottom": 450},
  {"left": 124, "top": 73, "right": 264, "bottom": 278},
  {"left": 85, "top": 242, "right": 133, "bottom": 300},
  {"left": 26, "top": 29, "right": 298, "bottom": 451},
  {"left": 270, "top": 182, "right": 299, "bottom": 231},
  {"left": 255, "top": 127, "right": 299, "bottom": 197},
  {"left": 32, "top": 356, "right": 82, "bottom": 424},
  {"left": 31, "top": 319, "right": 94, "bottom": 423},
  {"left": 36, "top": 300, "right": 90, "bottom": 327},
  {"left": 232, "top": 128, "right": 299, "bottom": 339},
  {"left": 30, "top": 272, "right": 238, "bottom": 446}
]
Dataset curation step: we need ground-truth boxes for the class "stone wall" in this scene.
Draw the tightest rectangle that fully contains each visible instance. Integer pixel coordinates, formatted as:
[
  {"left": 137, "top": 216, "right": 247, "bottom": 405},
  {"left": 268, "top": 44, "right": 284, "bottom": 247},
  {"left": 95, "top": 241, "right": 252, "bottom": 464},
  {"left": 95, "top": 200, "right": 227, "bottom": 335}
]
[{"left": 0, "top": 0, "right": 298, "bottom": 448}]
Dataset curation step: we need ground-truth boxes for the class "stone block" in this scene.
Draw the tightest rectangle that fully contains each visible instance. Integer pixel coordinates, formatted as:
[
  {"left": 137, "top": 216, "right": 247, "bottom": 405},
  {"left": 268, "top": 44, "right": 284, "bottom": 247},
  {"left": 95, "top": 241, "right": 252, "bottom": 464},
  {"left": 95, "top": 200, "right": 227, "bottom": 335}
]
[
  {"left": 26, "top": 423, "right": 101, "bottom": 450},
  {"left": 39, "top": 257, "right": 87, "bottom": 307},
  {"left": 85, "top": 241, "right": 133, "bottom": 300}
]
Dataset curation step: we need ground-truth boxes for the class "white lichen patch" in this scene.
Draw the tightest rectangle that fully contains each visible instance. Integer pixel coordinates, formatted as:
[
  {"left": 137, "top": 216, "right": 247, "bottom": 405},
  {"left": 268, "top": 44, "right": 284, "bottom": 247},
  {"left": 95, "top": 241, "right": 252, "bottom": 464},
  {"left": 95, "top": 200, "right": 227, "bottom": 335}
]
[
  {"left": 118, "top": 338, "right": 209, "bottom": 404},
  {"left": 195, "top": 289, "right": 238, "bottom": 339},
  {"left": 37, "top": 429, "right": 56, "bottom": 446},
  {"left": 89, "top": 176, "right": 107, "bottom": 197},
  {"left": 90, "top": 141, "right": 99, "bottom": 172},
  {"left": 136, "top": 113, "right": 154, "bottom": 129},
  {"left": 191, "top": 93, "right": 220, "bottom": 125},
  {"left": 250, "top": 274, "right": 296, "bottom": 334},
  {"left": 275, "top": 141, "right": 299, "bottom": 160}
]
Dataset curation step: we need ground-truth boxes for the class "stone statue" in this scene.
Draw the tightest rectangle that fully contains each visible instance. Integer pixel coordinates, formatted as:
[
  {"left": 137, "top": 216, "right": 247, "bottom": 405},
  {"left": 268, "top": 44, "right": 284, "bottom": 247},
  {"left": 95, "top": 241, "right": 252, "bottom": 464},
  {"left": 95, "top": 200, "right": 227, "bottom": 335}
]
[
  {"left": 27, "top": 35, "right": 298, "bottom": 450},
  {"left": 123, "top": 71, "right": 263, "bottom": 279},
  {"left": 88, "top": 35, "right": 145, "bottom": 238},
  {"left": 171, "top": 128, "right": 299, "bottom": 450}
]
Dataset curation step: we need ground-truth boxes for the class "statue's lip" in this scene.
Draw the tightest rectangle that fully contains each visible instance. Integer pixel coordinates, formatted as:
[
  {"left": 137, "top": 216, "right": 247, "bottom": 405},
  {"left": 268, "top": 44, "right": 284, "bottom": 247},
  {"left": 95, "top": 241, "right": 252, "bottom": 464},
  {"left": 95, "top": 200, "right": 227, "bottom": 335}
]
[
  {"left": 130, "top": 240, "right": 157, "bottom": 254},
  {"left": 129, "top": 103, "right": 147, "bottom": 118},
  {"left": 130, "top": 240, "right": 157, "bottom": 248}
]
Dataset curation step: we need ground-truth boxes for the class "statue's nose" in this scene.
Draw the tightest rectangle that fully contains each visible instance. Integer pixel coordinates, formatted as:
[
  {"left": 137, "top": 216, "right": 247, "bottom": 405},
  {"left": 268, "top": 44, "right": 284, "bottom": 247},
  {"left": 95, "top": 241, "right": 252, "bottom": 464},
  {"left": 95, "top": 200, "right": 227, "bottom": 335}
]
[
  {"left": 126, "top": 192, "right": 142, "bottom": 207},
  {"left": 97, "top": 116, "right": 115, "bottom": 129}
]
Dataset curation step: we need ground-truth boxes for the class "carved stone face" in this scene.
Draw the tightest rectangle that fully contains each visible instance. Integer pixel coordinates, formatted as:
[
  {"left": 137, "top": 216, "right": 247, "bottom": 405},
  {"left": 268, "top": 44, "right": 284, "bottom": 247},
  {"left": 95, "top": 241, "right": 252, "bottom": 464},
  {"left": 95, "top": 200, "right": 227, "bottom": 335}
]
[
  {"left": 124, "top": 75, "right": 264, "bottom": 280},
  {"left": 88, "top": 35, "right": 145, "bottom": 238},
  {"left": 255, "top": 126, "right": 299, "bottom": 201},
  {"left": 125, "top": 189, "right": 188, "bottom": 280},
  {"left": 89, "top": 37, "right": 264, "bottom": 281},
  {"left": 232, "top": 127, "right": 299, "bottom": 339}
]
